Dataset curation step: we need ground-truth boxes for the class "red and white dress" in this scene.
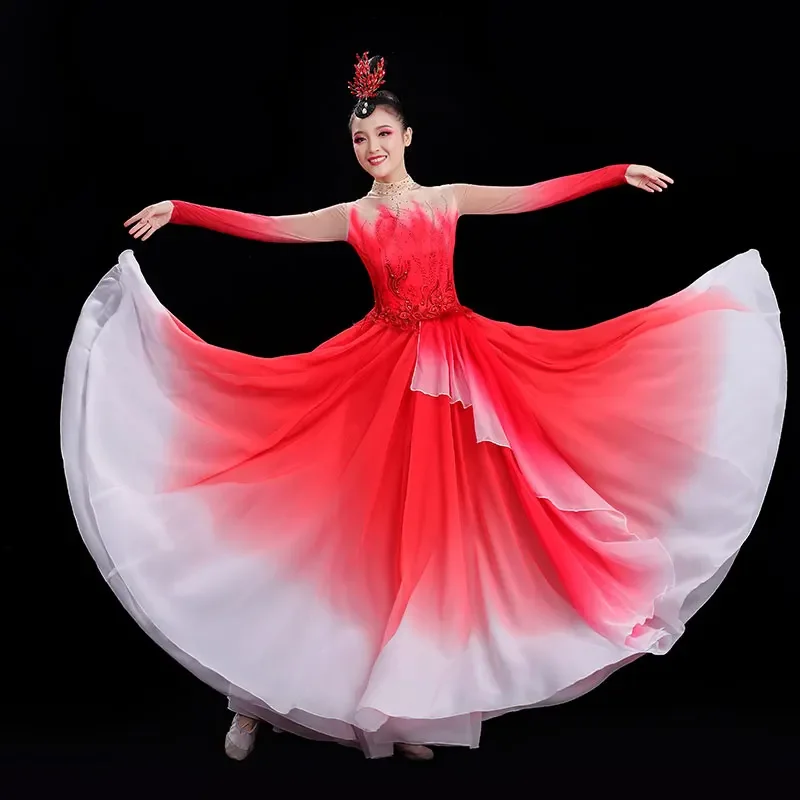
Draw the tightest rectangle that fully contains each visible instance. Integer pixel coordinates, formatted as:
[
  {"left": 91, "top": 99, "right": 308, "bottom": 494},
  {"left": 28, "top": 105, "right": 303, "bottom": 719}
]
[{"left": 61, "top": 165, "right": 786, "bottom": 757}]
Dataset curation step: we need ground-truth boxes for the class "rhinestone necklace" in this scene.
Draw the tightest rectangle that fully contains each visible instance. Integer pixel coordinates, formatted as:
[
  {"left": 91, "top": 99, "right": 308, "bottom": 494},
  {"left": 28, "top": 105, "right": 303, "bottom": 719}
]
[{"left": 367, "top": 174, "right": 419, "bottom": 198}]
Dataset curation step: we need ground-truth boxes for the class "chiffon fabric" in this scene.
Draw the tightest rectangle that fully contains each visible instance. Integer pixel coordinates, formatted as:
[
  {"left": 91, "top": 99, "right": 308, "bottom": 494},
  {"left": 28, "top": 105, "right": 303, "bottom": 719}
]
[{"left": 61, "top": 167, "right": 786, "bottom": 757}]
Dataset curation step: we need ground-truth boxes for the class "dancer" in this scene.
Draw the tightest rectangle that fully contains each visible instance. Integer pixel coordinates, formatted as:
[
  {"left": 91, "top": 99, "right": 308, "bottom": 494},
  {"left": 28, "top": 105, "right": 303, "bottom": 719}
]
[{"left": 61, "top": 53, "right": 786, "bottom": 762}]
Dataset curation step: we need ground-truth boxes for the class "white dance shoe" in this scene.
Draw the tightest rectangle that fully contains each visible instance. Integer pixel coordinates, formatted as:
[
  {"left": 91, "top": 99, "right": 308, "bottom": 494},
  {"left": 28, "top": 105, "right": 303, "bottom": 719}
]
[
  {"left": 224, "top": 714, "right": 260, "bottom": 761},
  {"left": 225, "top": 712, "right": 432, "bottom": 761},
  {"left": 396, "top": 743, "right": 435, "bottom": 760}
]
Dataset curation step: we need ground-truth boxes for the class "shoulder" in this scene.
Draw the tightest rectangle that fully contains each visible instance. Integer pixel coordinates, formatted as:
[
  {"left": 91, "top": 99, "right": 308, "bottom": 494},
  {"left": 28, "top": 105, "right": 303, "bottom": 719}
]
[
  {"left": 405, "top": 184, "right": 463, "bottom": 206},
  {"left": 427, "top": 183, "right": 466, "bottom": 202},
  {"left": 314, "top": 200, "right": 357, "bottom": 218},
  {"left": 419, "top": 183, "right": 459, "bottom": 194}
]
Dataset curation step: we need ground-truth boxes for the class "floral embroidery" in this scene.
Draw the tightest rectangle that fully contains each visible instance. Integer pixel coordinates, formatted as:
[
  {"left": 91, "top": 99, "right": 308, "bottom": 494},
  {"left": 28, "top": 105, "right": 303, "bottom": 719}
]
[{"left": 348, "top": 199, "right": 469, "bottom": 331}]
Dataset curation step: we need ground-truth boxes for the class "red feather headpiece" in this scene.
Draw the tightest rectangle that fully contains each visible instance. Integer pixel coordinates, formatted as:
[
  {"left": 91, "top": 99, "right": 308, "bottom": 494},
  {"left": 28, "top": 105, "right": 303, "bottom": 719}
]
[{"left": 348, "top": 52, "right": 386, "bottom": 99}]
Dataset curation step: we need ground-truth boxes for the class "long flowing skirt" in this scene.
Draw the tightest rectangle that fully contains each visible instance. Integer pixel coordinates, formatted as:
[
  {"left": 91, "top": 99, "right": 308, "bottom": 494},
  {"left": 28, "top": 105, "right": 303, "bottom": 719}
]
[{"left": 61, "top": 248, "right": 785, "bottom": 757}]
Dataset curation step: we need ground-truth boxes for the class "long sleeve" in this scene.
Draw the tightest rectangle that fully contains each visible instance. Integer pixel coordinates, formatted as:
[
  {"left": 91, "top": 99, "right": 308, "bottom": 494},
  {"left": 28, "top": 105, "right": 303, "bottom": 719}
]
[
  {"left": 169, "top": 200, "right": 350, "bottom": 243},
  {"left": 452, "top": 164, "right": 629, "bottom": 216}
]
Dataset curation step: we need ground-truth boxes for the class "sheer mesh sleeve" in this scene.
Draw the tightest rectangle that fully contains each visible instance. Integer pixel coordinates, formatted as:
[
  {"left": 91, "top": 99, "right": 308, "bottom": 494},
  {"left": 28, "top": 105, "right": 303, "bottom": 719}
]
[
  {"left": 169, "top": 200, "right": 350, "bottom": 243},
  {"left": 452, "top": 164, "right": 629, "bottom": 216}
]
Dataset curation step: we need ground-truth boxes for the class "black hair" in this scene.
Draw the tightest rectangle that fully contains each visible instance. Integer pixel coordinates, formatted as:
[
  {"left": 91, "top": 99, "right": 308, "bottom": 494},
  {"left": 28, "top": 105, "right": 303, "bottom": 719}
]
[{"left": 349, "top": 56, "right": 408, "bottom": 130}]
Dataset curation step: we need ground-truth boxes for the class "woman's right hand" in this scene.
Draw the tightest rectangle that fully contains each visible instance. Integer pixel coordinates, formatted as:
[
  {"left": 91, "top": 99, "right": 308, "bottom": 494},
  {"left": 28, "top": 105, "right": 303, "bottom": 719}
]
[{"left": 124, "top": 200, "right": 174, "bottom": 240}]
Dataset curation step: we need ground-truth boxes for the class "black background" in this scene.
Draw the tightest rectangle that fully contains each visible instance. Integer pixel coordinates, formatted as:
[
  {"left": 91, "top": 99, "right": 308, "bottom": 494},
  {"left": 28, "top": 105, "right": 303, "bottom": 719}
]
[{"left": 3, "top": 2, "right": 795, "bottom": 792}]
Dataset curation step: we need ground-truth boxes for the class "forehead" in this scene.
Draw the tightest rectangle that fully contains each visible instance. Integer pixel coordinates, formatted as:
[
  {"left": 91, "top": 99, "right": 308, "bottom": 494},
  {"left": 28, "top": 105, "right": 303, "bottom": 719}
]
[{"left": 351, "top": 107, "right": 398, "bottom": 134}]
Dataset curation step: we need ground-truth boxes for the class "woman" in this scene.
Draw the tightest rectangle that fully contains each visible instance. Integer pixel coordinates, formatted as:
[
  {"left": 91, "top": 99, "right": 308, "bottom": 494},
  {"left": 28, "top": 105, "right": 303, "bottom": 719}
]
[{"left": 61, "top": 54, "right": 786, "bottom": 762}]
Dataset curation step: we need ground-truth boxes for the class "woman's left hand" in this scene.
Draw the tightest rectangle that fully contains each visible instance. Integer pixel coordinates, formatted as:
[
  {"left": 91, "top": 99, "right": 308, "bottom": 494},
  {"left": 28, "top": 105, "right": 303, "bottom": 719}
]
[{"left": 625, "top": 165, "right": 674, "bottom": 193}]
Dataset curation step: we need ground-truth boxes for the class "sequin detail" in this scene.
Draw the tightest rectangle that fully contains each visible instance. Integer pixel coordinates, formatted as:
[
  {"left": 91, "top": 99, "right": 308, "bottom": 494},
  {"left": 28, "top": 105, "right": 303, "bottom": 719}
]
[
  {"left": 348, "top": 199, "right": 467, "bottom": 332},
  {"left": 367, "top": 290, "right": 470, "bottom": 330},
  {"left": 367, "top": 175, "right": 418, "bottom": 198}
]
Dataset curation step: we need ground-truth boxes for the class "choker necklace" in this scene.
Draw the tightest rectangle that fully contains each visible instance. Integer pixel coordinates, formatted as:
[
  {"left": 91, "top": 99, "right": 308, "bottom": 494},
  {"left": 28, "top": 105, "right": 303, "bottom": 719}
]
[{"left": 367, "top": 175, "right": 418, "bottom": 198}]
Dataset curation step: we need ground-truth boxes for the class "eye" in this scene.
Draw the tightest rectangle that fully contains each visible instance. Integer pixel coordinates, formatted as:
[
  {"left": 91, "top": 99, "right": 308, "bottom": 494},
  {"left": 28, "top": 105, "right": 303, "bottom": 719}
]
[
  {"left": 353, "top": 136, "right": 365, "bottom": 144},
  {"left": 379, "top": 131, "right": 391, "bottom": 136}
]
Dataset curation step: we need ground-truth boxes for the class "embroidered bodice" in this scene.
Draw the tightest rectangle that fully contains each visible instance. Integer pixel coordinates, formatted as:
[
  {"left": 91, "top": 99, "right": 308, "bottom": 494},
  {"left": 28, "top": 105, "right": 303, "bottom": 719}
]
[
  {"left": 348, "top": 187, "right": 462, "bottom": 329},
  {"left": 169, "top": 165, "right": 629, "bottom": 330}
]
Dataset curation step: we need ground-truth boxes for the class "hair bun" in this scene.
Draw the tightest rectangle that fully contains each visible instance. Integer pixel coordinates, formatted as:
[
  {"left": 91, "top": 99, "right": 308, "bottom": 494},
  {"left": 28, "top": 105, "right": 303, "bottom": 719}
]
[{"left": 354, "top": 99, "right": 375, "bottom": 119}]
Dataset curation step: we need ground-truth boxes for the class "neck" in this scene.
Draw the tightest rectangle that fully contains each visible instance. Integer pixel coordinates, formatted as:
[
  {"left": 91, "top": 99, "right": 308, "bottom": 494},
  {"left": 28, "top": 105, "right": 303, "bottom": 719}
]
[
  {"left": 373, "top": 166, "right": 409, "bottom": 185},
  {"left": 368, "top": 173, "right": 417, "bottom": 198}
]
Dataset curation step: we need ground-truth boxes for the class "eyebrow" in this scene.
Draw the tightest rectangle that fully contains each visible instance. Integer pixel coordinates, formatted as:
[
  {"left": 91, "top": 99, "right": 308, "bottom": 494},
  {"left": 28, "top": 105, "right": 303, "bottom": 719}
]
[{"left": 352, "top": 124, "right": 395, "bottom": 136}]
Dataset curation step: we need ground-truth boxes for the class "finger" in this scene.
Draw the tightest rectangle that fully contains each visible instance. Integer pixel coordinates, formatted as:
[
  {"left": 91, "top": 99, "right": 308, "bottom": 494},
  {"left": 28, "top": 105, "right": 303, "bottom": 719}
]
[
  {"left": 142, "top": 223, "right": 158, "bottom": 241},
  {"left": 124, "top": 214, "right": 141, "bottom": 227},
  {"left": 658, "top": 173, "right": 674, "bottom": 184},
  {"left": 126, "top": 207, "right": 152, "bottom": 225},
  {"left": 653, "top": 178, "right": 668, "bottom": 189},
  {"left": 128, "top": 220, "right": 147, "bottom": 236},
  {"left": 132, "top": 221, "right": 151, "bottom": 238},
  {"left": 649, "top": 182, "right": 663, "bottom": 192}
]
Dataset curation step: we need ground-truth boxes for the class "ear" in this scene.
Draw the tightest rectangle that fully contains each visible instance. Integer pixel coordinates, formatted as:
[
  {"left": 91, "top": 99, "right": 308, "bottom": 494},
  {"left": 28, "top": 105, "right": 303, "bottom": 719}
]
[{"left": 404, "top": 127, "right": 413, "bottom": 147}]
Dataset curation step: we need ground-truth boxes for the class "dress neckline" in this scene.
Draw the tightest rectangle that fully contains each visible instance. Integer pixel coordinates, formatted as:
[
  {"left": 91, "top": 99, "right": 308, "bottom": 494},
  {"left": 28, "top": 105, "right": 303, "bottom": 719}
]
[{"left": 367, "top": 175, "right": 419, "bottom": 198}]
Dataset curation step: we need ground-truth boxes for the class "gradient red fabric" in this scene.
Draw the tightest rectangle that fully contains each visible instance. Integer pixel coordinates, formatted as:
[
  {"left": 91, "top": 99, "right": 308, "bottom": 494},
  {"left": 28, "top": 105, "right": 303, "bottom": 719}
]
[
  {"left": 159, "top": 178, "right": 744, "bottom": 652},
  {"left": 61, "top": 166, "right": 784, "bottom": 756}
]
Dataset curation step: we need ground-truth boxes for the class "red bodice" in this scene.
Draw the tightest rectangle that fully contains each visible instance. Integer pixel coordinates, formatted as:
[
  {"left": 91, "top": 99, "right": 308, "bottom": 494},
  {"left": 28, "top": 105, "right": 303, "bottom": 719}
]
[{"left": 347, "top": 201, "right": 468, "bottom": 331}]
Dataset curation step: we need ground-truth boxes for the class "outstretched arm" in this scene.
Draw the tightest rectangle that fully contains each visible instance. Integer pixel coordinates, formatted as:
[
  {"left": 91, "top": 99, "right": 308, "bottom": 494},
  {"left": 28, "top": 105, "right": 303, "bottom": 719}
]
[
  {"left": 452, "top": 164, "right": 671, "bottom": 216},
  {"left": 169, "top": 200, "right": 349, "bottom": 243},
  {"left": 125, "top": 199, "right": 350, "bottom": 243}
]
